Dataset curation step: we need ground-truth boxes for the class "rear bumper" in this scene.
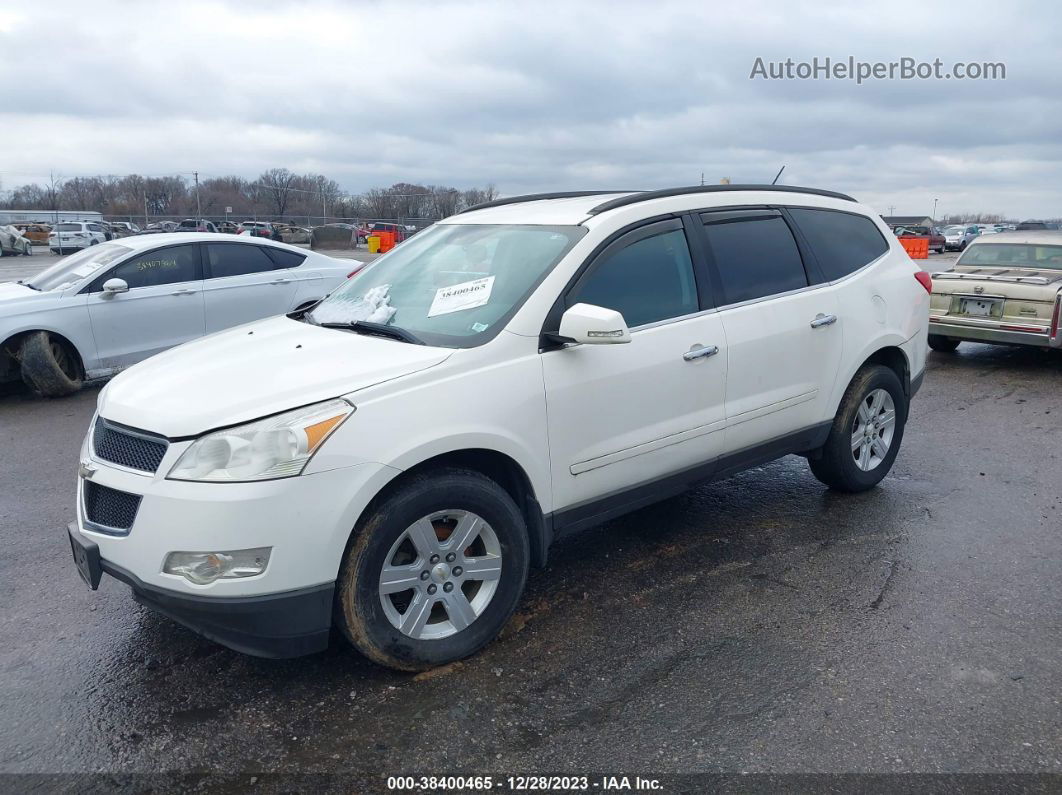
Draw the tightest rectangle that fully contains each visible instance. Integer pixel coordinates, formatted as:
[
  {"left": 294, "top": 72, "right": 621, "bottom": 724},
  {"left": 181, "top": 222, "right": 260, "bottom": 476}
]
[
  {"left": 928, "top": 317, "right": 1057, "bottom": 348},
  {"left": 69, "top": 522, "right": 334, "bottom": 658}
]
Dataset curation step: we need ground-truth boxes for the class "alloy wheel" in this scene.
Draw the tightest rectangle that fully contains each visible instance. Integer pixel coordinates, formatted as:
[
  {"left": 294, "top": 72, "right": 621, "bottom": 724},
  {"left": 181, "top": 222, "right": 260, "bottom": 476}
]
[
  {"left": 379, "top": 509, "right": 502, "bottom": 640},
  {"left": 851, "top": 388, "right": 896, "bottom": 471}
]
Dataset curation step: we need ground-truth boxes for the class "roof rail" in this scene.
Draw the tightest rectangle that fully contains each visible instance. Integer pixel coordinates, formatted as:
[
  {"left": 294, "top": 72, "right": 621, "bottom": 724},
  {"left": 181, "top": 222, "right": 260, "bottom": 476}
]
[
  {"left": 587, "top": 184, "right": 856, "bottom": 215},
  {"left": 458, "top": 190, "right": 634, "bottom": 215}
]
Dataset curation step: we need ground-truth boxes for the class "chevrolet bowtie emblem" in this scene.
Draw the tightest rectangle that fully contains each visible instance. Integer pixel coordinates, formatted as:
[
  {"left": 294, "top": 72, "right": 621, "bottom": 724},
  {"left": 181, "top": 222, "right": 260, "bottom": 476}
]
[
  {"left": 973, "top": 285, "right": 985, "bottom": 294},
  {"left": 79, "top": 461, "right": 97, "bottom": 479}
]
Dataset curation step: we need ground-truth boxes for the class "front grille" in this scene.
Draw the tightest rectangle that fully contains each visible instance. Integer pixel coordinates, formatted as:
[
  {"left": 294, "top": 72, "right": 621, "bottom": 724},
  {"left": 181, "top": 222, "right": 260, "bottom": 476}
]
[
  {"left": 83, "top": 481, "right": 141, "bottom": 534},
  {"left": 93, "top": 417, "right": 168, "bottom": 473}
]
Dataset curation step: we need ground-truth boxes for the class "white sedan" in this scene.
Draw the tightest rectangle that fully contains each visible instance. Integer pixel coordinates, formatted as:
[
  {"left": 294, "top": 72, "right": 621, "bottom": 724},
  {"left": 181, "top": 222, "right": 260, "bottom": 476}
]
[
  {"left": 1, "top": 233, "right": 363, "bottom": 396},
  {"left": 0, "top": 225, "right": 34, "bottom": 257}
]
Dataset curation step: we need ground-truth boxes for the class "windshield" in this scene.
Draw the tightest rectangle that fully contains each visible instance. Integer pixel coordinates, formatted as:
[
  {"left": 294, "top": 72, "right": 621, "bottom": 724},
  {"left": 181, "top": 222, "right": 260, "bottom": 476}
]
[
  {"left": 27, "top": 243, "right": 132, "bottom": 291},
  {"left": 308, "top": 223, "right": 585, "bottom": 347},
  {"left": 957, "top": 242, "right": 1062, "bottom": 271}
]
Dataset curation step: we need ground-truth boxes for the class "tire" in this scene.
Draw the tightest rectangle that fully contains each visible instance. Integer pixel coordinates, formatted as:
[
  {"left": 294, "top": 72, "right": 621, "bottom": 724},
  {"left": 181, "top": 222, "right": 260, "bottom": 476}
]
[
  {"left": 960, "top": 240, "right": 968, "bottom": 251},
  {"left": 928, "top": 334, "right": 961, "bottom": 352},
  {"left": 23, "top": 243, "right": 33, "bottom": 256},
  {"left": 808, "top": 364, "right": 907, "bottom": 493},
  {"left": 335, "top": 467, "right": 530, "bottom": 671},
  {"left": 20, "top": 331, "right": 83, "bottom": 397}
]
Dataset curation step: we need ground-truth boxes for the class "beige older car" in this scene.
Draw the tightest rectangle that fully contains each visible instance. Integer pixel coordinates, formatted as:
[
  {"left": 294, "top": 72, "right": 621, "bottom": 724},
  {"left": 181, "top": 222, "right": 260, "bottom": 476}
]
[{"left": 928, "top": 231, "right": 1062, "bottom": 352}]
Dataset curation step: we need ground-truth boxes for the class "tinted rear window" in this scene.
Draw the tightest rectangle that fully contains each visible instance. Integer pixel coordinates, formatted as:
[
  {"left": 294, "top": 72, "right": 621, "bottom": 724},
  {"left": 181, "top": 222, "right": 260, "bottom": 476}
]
[
  {"left": 788, "top": 208, "right": 890, "bottom": 281},
  {"left": 57, "top": 223, "right": 82, "bottom": 231}
]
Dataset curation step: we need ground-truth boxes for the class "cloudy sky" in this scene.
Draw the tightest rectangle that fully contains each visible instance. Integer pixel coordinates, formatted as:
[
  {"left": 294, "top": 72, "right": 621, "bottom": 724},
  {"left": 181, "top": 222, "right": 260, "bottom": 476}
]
[{"left": 1, "top": 0, "right": 1060, "bottom": 218}]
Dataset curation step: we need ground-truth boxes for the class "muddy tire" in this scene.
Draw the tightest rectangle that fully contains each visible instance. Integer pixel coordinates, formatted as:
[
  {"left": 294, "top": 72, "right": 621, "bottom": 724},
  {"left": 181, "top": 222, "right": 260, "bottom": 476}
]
[
  {"left": 928, "top": 335, "right": 960, "bottom": 352},
  {"left": 808, "top": 364, "right": 907, "bottom": 493},
  {"left": 335, "top": 467, "right": 529, "bottom": 671},
  {"left": 20, "top": 332, "right": 83, "bottom": 397}
]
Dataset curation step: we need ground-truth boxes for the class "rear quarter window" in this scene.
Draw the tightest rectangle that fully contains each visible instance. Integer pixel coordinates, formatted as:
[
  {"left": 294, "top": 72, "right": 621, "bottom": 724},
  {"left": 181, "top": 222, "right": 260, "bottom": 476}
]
[
  {"left": 788, "top": 208, "right": 889, "bottom": 281},
  {"left": 264, "top": 247, "right": 307, "bottom": 268}
]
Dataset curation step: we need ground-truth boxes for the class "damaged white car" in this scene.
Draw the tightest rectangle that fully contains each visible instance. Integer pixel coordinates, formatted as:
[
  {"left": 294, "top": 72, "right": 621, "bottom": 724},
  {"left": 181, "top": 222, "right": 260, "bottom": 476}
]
[{"left": 1, "top": 233, "right": 359, "bottom": 396}]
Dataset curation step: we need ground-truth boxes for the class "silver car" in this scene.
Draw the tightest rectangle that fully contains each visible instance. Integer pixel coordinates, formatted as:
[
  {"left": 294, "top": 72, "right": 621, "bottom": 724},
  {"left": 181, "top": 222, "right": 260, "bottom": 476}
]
[{"left": 942, "top": 224, "right": 979, "bottom": 252}]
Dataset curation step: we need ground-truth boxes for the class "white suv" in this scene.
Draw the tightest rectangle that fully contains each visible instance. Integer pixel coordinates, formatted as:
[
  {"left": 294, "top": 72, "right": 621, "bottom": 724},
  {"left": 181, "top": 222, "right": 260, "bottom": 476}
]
[
  {"left": 68, "top": 186, "right": 929, "bottom": 670},
  {"left": 49, "top": 221, "right": 109, "bottom": 253}
]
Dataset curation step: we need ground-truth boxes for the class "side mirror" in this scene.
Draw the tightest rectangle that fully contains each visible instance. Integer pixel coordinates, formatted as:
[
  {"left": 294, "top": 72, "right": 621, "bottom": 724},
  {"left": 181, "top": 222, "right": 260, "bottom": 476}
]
[
  {"left": 102, "top": 278, "right": 129, "bottom": 295},
  {"left": 558, "top": 303, "right": 631, "bottom": 345}
]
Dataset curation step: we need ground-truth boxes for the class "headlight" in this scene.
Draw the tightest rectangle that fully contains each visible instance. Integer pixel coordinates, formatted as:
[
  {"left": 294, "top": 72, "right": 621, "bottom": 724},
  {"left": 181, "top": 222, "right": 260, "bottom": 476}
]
[{"left": 167, "top": 398, "right": 354, "bottom": 482}]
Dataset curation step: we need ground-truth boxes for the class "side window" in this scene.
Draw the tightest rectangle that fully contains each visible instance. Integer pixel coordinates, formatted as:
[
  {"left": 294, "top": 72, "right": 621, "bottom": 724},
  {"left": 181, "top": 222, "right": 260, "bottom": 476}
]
[
  {"left": 569, "top": 226, "right": 698, "bottom": 328},
  {"left": 787, "top": 208, "right": 889, "bottom": 281},
  {"left": 205, "top": 243, "right": 278, "bottom": 278},
  {"left": 701, "top": 214, "right": 807, "bottom": 304},
  {"left": 88, "top": 224, "right": 102, "bottom": 233},
  {"left": 264, "top": 247, "right": 307, "bottom": 268},
  {"left": 104, "top": 245, "right": 200, "bottom": 290}
]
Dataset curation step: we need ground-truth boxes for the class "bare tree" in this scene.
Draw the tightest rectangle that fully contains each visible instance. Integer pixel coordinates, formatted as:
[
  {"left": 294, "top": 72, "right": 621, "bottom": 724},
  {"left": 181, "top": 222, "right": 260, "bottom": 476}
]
[{"left": 258, "top": 168, "right": 298, "bottom": 216}]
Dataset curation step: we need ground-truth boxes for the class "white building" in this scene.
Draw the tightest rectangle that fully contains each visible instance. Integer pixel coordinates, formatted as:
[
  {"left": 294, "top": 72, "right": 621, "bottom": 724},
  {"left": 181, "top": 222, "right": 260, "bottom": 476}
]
[{"left": 0, "top": 209, "right": 103, "bottom": 224}]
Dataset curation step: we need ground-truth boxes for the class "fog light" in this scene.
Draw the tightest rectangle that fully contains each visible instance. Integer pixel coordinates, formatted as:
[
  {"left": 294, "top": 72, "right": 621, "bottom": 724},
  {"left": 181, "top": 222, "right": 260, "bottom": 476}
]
[{"left": 163, "top": 547, "right": 271, "bottom": 585}]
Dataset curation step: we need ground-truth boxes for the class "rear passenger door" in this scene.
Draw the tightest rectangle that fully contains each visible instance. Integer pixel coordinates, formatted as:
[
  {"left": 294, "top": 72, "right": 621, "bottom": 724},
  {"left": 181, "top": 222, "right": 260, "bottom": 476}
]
[
  {"left": 202, "top": 242, "right": 298, "bottom": 332},
  {"left": 697, "top": 209, "right": 842, "bottom": 453}
]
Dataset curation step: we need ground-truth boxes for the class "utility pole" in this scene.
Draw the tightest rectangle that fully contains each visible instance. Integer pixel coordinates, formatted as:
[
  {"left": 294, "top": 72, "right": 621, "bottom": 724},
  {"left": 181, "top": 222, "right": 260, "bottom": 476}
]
[
  {"left": 193, "top": 171, "right": 201, "bottom": 220},
  {"left": 144, "top": 194, "right": 148, "bottom": 228},
  {"left": 888, "top": 205, "right": 896, "bottom": 217},
  {"left": 932, "top": 197, "right": 939, "bottom": 222},
  {"left": 700, "top": 172, "right": 704, "bottom": 186}
]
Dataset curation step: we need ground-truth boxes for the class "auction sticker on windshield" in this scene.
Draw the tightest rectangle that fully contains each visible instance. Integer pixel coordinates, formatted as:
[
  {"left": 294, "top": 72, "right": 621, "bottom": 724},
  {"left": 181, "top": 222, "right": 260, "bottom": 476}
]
[{"left": 428, "top": 276, "right": 495, "bottom": 317}]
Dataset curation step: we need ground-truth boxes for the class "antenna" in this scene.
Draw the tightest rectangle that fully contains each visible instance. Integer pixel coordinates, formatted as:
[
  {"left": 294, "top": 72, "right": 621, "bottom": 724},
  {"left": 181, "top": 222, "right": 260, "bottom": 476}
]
[{"left": 771, "top": 165, "right": 786, "bottom": 185}]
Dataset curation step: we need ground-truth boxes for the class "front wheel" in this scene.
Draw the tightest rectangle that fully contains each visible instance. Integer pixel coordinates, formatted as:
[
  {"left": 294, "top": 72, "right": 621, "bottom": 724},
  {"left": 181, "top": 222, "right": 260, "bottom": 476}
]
[
  {"left": 808, "top": 364, "right": 907, "bottom": 492},
  {"left": 335, "top": 468, "right": 530, "bottom": 671}
]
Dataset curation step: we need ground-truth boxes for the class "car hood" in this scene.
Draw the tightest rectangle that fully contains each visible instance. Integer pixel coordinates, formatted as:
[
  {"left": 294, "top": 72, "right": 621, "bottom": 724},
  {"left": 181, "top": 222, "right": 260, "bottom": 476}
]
[
  {"left": 100, "top": 315, "right": 454, "bottom": 437},
  {"left": 0, "top": 282, "right": 52, "bottom": 309}
]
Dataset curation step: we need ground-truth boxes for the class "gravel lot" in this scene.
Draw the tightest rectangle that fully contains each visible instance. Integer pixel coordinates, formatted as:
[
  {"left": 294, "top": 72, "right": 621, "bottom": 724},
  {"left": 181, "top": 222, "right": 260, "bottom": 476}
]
[{"left": 1, "top": 247, "right": 1058, "bottom": 786}]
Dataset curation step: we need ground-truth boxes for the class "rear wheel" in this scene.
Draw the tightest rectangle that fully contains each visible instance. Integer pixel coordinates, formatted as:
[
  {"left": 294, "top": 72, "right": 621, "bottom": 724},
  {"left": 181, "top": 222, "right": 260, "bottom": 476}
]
[
  {"left": 20, "top": 332, "right": 83, "bottom": 397},
  {"left": 335, "top": 468, "right": 529, "bottom": 671},
  {"left": 808, "top": 365, "right": 907, "bottom": 492},
  {"left": 928, "top": 334, "right": 961, "bottom": 352}
]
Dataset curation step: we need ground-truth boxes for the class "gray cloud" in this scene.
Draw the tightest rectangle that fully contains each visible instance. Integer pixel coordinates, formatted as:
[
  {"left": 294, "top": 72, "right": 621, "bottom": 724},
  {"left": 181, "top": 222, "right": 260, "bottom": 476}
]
[{"left": 1, "top": 0, "right": 1060, "bottom": 217}]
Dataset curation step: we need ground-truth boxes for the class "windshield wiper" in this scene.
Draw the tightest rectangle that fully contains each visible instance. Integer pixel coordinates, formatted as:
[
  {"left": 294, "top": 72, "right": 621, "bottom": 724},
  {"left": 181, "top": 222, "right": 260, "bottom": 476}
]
[
  {"left": 16, "top": 280, "right": 40, "bottom": 291},
  {"left": 317, "top": 320, "right": 425, "bottom": 345}
]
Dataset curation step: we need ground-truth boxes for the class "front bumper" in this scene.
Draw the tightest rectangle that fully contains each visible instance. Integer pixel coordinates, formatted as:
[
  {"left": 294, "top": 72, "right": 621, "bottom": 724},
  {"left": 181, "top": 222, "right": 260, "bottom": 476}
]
[
  {"left": 929, "top": 316, "right": 1057, "bottom": 348},
  {"left": 68, "top": 522, "right": 334, "bottom": 657}
]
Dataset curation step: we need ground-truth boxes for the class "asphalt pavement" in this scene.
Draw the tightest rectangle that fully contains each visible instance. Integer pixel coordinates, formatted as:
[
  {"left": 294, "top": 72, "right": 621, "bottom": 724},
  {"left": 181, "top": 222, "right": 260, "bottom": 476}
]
[{"left": 0, "top": 333, "right": 1059, "bottom": 786}]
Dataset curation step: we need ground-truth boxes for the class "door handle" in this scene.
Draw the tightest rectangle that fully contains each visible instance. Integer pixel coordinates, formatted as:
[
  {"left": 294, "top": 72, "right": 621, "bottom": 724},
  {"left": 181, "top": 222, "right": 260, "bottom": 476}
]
[
  {"left": 683, "top": 344, "right": 719, "bottom": 361},
  {"left": 270, "top": 278, "right": 290, "bottom": 285},
  {"left": 810, "top": 313, "right": 837, "bottom": 328},
  {"left": 171, "top": 289, "right": 196, "bottom": 296}
]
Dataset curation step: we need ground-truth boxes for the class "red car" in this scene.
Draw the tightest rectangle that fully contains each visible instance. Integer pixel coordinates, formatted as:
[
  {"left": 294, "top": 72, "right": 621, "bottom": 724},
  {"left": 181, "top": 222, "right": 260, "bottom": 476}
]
[{"left": 891, "top": 225, "right": 946, "bottom": 254}]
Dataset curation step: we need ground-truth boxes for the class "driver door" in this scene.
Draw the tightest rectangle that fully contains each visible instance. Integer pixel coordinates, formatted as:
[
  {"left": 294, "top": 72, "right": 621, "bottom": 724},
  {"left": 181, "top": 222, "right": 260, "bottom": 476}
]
[
  {"left": 541, "top": 219, "right": 728, "bottom": 517},
  {"left": 85, "top": 243, "right": 205, "bottom": 369}
]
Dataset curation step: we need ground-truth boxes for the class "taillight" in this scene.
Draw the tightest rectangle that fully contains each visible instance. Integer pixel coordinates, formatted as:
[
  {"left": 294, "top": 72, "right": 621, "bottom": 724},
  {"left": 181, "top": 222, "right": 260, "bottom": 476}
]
[
  {"left": 914, "top": 271, "right": 932, "bottom": 294},
  {"left": 1050, "top": 294, "right": 1061, "bottom": 338}
]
